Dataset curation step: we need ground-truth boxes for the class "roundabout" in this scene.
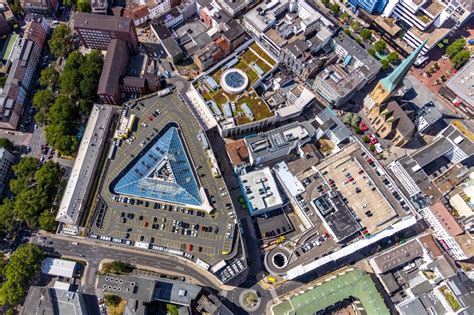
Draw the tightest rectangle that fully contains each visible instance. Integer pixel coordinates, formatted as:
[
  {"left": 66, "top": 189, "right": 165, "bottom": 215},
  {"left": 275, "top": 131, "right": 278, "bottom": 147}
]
[{"left": 220, "top": 68, "right": 249, "bottom": 94}]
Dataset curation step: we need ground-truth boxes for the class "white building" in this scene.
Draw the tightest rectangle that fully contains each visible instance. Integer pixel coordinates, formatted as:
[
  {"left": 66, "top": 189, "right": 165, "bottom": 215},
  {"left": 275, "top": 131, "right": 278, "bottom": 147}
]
[
  {"left": 56, "top": 105, "right": 114, "bottom": 227},
  {"left": 239, "top": 167, "right": 283, "bottom": 216},
  {"left": 418, "top": 202, "right": 468, "bottom": 260},
  {"left": 41, "top": 258, "right": 77, "bottom": 278},
  {"left": 382, "top": 0, "right": 472, "bottom": 54}
]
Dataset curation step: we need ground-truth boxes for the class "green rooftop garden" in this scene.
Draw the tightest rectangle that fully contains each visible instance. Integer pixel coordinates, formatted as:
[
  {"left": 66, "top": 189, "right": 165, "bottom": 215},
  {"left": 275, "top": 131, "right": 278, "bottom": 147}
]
[
  {"left": 195, "top": 46, "right": 275, "bottom": 125},
  {"left": 272, "top": 269, "right": 390, "bottom": 315}
]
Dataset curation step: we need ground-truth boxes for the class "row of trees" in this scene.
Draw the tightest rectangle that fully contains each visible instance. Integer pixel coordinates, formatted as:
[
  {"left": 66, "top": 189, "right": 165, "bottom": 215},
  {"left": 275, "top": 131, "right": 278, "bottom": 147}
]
[
  {"left": 0, "top": 157, "right": 64, "bottom": 234},
  {"left": 0, "top": 244, "right": 43, "bottom": 307},
  {"left": 446, "top": 38, "right": 471, "bottom": 69},
  {"left": 34, "top": 26, "right": 103, "bottom": 156}
]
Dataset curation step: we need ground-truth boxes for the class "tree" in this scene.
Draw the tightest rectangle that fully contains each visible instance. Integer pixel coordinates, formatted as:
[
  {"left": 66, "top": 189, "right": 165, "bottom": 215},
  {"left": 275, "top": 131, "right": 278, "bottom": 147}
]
[
  {"left": 10, "top": 157, "right": 38, "bottom": 194},
  {"left": 343, "top": 113, "right": 354, "bottom": 125},
  {"left": 360, "top": 29, "right": 372, "bottom": 41},
  {"left": 374, "top": 40, "right": 387, "bottom": 53},
  {"left": 59, "top": 68, "right": 81, "bottom": 97},
  {"left": 0, "top": 138, "right": 14, "bottom": 151},
  {"left": 321, "top": 0, "right": 330, "bottom": 6},
  {"left": 343, "top": 28, "right": 351, "bottom": 36},
  {"left": 340, "top": 12, "right": 350, "bottom": 22},
  {"left": 0, "top": 244, "right": 43, "bottom": 305},
  {"left": 452, "top": 50, "right": 470, "bottom": 69},
  {"left": 39, "top": 211, "right": 57, "bottom": 232},
  {"left": 362, "top": 135, "right": 369, "bottom": 143},
  {"left": 0, "top": 199, "right": 16, "bottom": 234},
  {"left": 380, "top": 58, "right": 390, "bottom": 70},
  {"left": 14, "top": 188, "right": 49, "bottom": 227},
  {"left": 369, "top": 144, "right": 376, "bottom": 151},
  {"left": 77, "top": 1, "right": 91, "bottom": 12},
  {"left": 446, "top": 38, "right": 466, "bottom": 59},
  {"left": 166, "top": 304, "right": 179, "bottom": 315},
  {"left": 39, "top": 66, "right": 59, "bottom": 88},
  {"left": 355, "top": 37, "right": 362, "bottom": 44},
  {"left": 368, "top": 48, "right": 376, "bottom": 56},
  {"left": 387, "top": 52, "right": 399, "bottom": 64},
  {"left": 32, "top": 90, "right": 55, "bottom": 125},
  {"left": 0, "top": 76, "right": 6, "bottom": 88},
  {"left": 330, "top": 4, "right": 340, "bottom": 15},
  {"left": 35, "top": 161, "right": 63, "bottom": 195},
  {"left": 351, "top": 21, "right": 361, "bottom": 32},
  {"left": 48, "top": 25, "right": 71, "bottom": 58},
  {"left": 11, "top": 0, "right": 22, "bottom": 15},
  {"left": 79, "top": 99, "right": 93, "bottom": 114},
  {"left": 351, "top": 115, "right": 361, "bottom": 128},
  {"left": 105, "top": 294, "right": 122, "bottom": 307}
]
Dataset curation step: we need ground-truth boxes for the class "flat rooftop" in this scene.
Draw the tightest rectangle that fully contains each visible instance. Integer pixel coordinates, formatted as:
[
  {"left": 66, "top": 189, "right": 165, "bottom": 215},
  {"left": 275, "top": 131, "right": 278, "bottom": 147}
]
[
  {"left": 316, "top": 143, "right": 398, "bottom": 233},
  {"left": 272, "top": 269, "right": 390, "bottom": 315},
  {"left": 239, "top": 167, "right": 283, "bottom": 215},
  {"left": 445, "top": 59, "right": 474, "bottom": 107},
  {"left": 23, "top": 287, "right": 88, "bottom": 315},
  {"left": 370, "top": 239, "right": 424, "bottom": 274},
  {"left": 56, "top": 105, "right": 114, "bottom": 225},
  {"left": 193, "top": 41, "right": 278, "bottom": 127},
  {"left": 98, "top": 274, "right": 201, "bottom": 306},
  {"left": 312, "top": 192, "right": 360, "bottom": 242}
]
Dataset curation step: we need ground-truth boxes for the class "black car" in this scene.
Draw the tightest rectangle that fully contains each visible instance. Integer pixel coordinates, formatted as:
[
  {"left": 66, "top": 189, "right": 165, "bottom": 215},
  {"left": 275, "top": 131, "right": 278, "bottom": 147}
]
[
  {"left": 121, "top": 217, "right": 126, "bottom": 223},
  {"left": 140, "top": 235, "right": 144, "bottom": 241},
  {"left": 153, "top": 217, "right": 158, "bottom": 223},
  {"left": 120, "top": 212, "right": 125, "bottom": 217},
  {"left": 125, "top": 233, "right": 130, "bottom": 239},
  {"left": 139, "top": 215, "right": 143, "bottom": 220},
  {"left": 150, "top": 237, "right": 155, "bottom": 243}
]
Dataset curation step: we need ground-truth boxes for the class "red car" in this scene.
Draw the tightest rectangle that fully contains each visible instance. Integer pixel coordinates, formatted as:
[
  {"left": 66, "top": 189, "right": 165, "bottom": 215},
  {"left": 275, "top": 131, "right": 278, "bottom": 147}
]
[
  {"left": 188, "top": 244, "right": 193, "bottom": 252},
  {"left": 369, "top": 134, "right": 378, "bottom": 144},
  {"left": 144, "top": 221, "right": 149, "bottom": 227},
  {"left": 148, "top": 116, "right": 154, "bottom": 121},
  {"left": 359, "top": 121, "right": 368, "bottom": 132}
]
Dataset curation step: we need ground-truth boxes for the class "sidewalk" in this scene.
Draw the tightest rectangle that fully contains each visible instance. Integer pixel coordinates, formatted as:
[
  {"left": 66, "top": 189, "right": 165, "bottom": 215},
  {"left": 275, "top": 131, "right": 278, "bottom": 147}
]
[{"left": 47, "top": 232, "right": 234, "bottom": 291}]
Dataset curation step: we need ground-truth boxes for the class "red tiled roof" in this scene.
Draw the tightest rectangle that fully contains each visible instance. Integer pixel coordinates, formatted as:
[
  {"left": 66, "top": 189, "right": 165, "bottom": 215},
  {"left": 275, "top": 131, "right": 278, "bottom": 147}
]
[{"left": 430, "top": 202, "right": 464, "bottom": 237}]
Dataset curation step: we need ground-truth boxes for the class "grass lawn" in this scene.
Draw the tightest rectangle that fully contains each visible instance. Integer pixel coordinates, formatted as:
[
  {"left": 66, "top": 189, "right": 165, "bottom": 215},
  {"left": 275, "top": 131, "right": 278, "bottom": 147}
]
[
  {"left": 250, "top": 42, "right": 276, "bottom": 66},
  {"left": 235, "top": 91, "right": 273, "bottom": 125}
]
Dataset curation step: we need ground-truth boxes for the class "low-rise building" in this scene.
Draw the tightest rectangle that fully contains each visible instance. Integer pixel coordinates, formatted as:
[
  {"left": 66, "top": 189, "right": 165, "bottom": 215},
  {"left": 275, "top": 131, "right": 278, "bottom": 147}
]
[
  {"left": 243, "top": 0, "right": 337, "bottom": 79},
  {"left": 91, "top": 0, "right": 108, "bottom": 14},
  {"left": 41, "top": 258, "right": 78, "bottom": 278},
  {"left": 150, "top": 22, "right": 183, "bottom": 63},
  {"left": 0, "top": 18, "right": 49, "bottom": 130},
  {"left": 414, "top": 104, "right": 444, "bottom": 135},
  {"left": 439, "top": 59, "right": 474, "bottom": 118},
  {"left": 123, "top": 5, "right": 150, "bottom": 26},
  {"left": 313, "top": 33, "right": 381, "bottom": 107},
  {"left": 387, "top": 121, "right": 474, "bottom": 202},
  {"left": 20, "top": 0, "right": 58, "bottom": 15},
  {"left": 419, "top": 202, "right": 470, "bottom": 261},
  {"left": 98, "top": 273, "right": 201, "bottom": 306},
  {"left": 22, "top": 287, "right": 88, "bottom": 315},
  {"left": 381, "top": 0, "right": 472, "bottom": 55},
  {"left": 98, "top": 39, "right": 130, "bottom": 105},
  {"left": 313, "top": 107, "right": 351, "bottom": 148},
  {"left": 238, "top": 167, "right": 284, "bottom": 216},
  {"left": 245, "top": 121, "right": 315, "bottom": 166},
  {"left": 56, "top": 105, "right": 114, "bottom": 227}
]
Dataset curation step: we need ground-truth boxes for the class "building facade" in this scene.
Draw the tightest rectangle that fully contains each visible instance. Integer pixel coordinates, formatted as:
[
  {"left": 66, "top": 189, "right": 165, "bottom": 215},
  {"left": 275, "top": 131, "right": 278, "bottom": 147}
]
[{"left": 74, "top": 13, "right": 139, "bottom": 54}]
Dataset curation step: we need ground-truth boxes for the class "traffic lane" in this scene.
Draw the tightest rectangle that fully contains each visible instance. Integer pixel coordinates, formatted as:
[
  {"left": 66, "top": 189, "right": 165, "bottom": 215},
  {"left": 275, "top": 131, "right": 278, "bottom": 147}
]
[{"left": 45, "top": 237, "right": 219, "bottom": 289}]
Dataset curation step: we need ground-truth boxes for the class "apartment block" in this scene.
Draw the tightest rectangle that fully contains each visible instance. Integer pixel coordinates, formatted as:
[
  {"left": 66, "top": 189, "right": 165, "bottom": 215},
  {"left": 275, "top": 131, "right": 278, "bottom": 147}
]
[
  {"left": 243, "top": 0, "right": 337, "bottom": 79},
  {"left": 74, "top": 13, "right": 138, "bottom": 54},
  {"left": 0, "top": 18, "right": 48, "bottom": 130},
  {"left": 382, "top": 0, "right": 472, "bottom": 54},
  {"left": 20, "top": 0, "right": 58, "bottom": 15},
  {"left": 312, "top": 32, "right": 381, "bottom": 107}
]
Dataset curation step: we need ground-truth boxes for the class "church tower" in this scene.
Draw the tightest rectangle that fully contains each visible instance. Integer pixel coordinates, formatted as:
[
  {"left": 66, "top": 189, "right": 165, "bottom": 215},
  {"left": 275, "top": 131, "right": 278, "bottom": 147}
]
[{"left": 363, "top": 40, "right": 426, "bottom": 113}]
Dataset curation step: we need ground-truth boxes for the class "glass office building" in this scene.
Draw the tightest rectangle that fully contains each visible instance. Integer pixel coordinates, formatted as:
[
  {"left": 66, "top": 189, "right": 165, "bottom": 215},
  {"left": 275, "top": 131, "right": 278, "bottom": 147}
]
[{"left": 112, "top": 124, "right": 202, "bottom": 206}]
